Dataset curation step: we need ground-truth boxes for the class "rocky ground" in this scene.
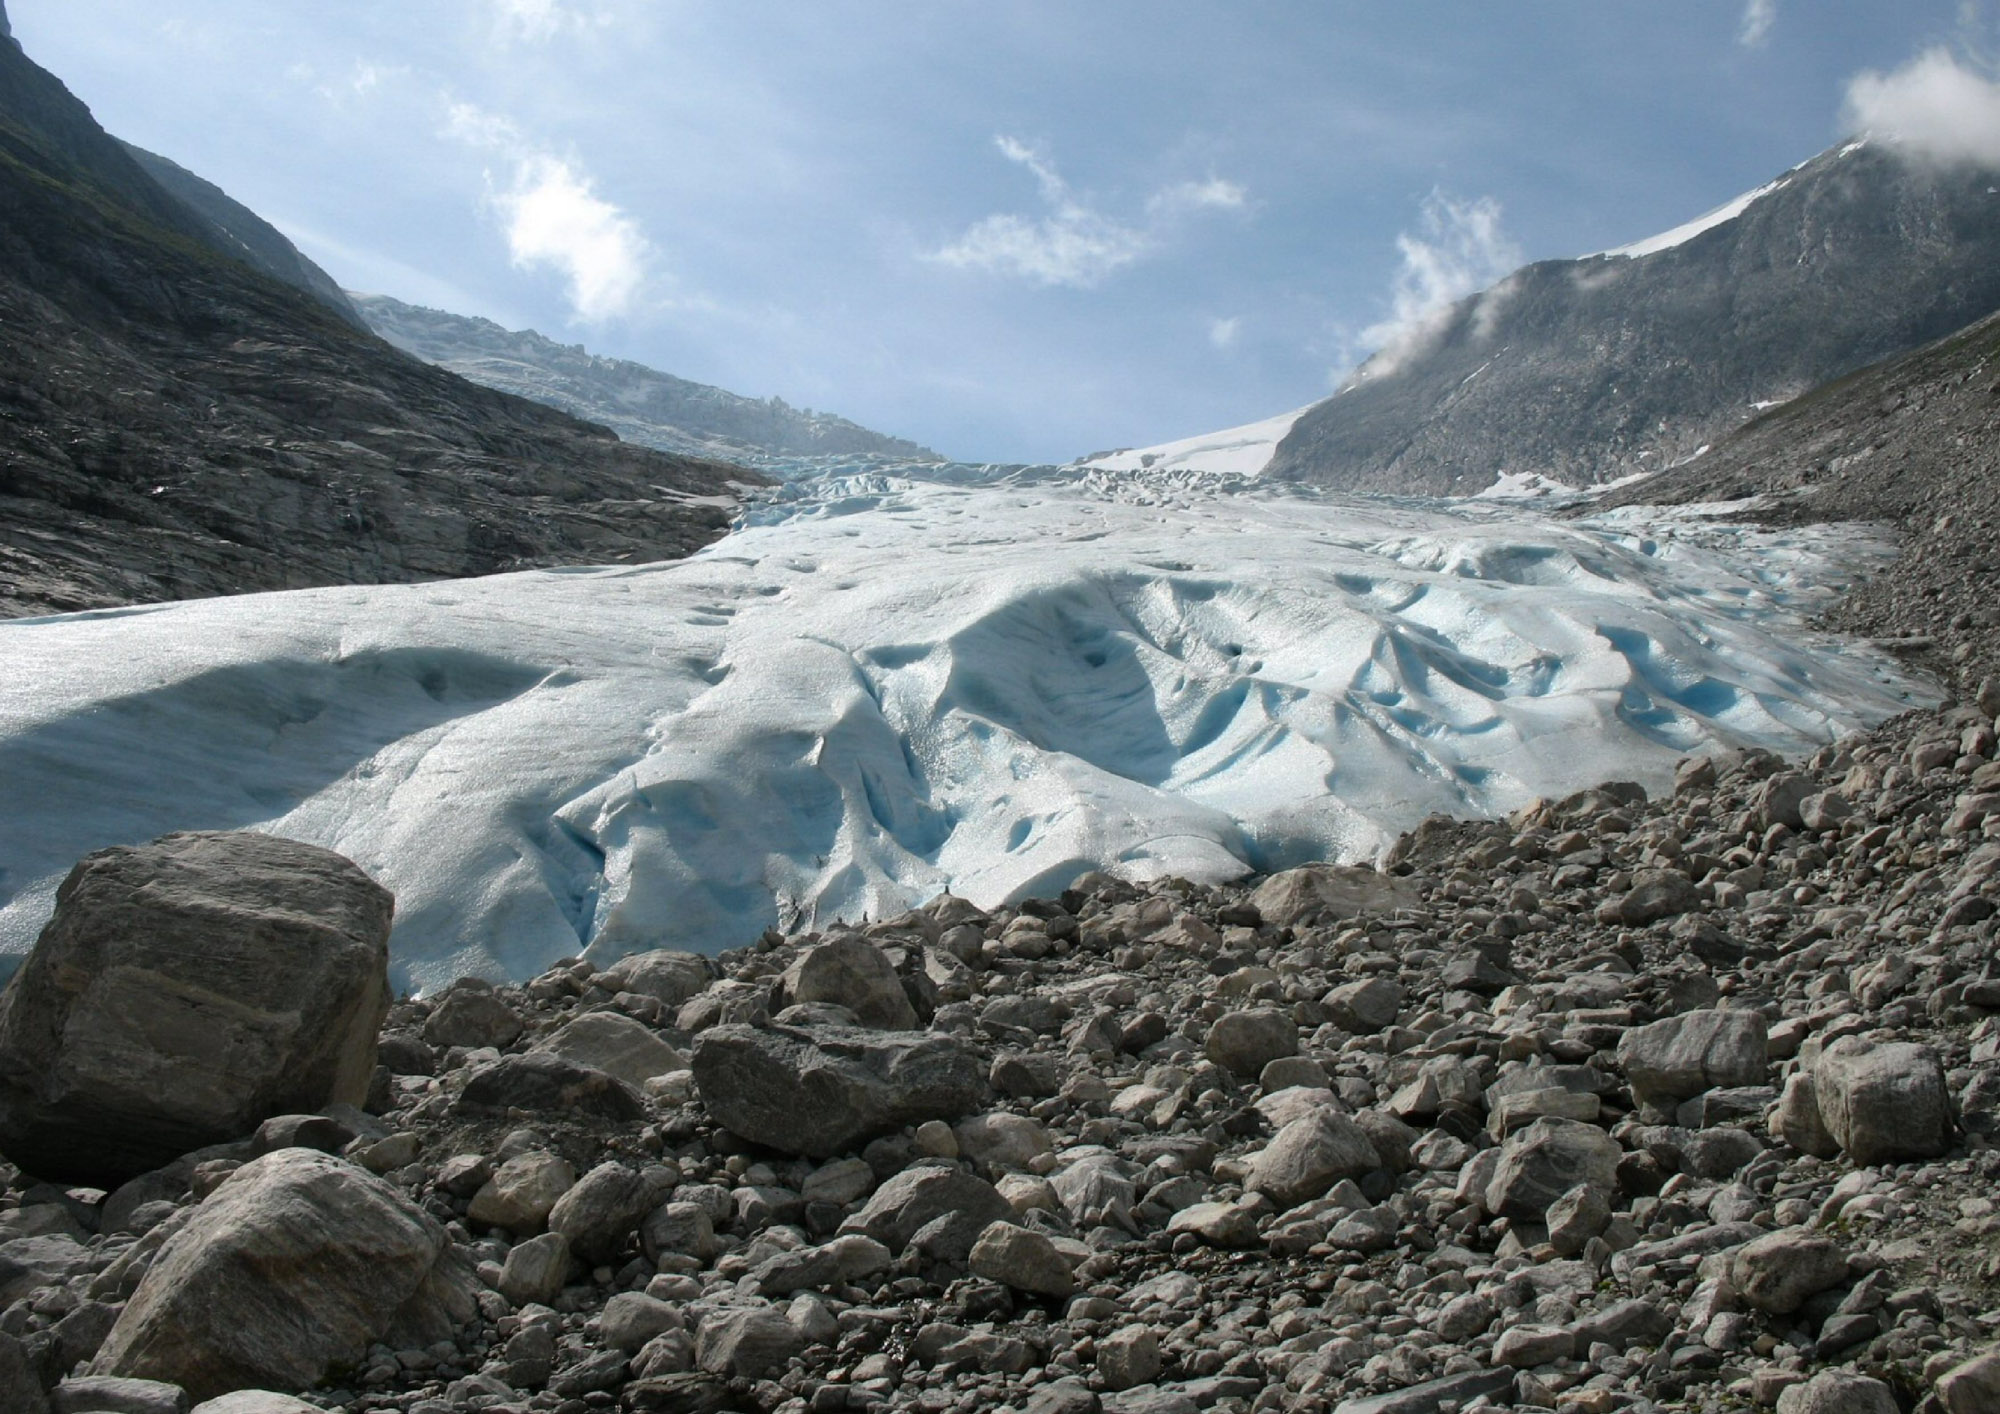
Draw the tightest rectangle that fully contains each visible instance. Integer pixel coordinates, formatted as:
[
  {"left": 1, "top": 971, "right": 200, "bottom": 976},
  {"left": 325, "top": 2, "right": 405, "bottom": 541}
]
[{"left": 5, "top": 680, "right": 2000, "bottom": 1414}]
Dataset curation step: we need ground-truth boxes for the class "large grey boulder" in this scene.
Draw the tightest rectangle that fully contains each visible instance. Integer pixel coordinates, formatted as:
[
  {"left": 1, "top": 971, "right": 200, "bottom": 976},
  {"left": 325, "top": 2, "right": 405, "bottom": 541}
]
[
  {"left": 1936, "top": 1348, "right": 2000, "bottom": 1414},
  {"left": 91, "top": 1148, "right": 475, "bottom": 1402},
  {"left": 1483, "top": 1117, "right": 1620, "bottom": 1220},
  {"left": 548, "top": 1162, "right": 673, "bottom": 1264},
  {"left": 1773, "top": 1370, "right": 1898, "bottom": 1414},
  {"left": 1204, "top": 1008, "right": 1297, "bottom": 1078},
  {"left": 192, "top": 1395, "right": 322, "bottom": 1414},
  {"left": 1247, "top": 1111, "right": 1379, "bottom": 1210},
  {"left": 533, "top": 1012, "right": 685, "bottom": 1091},
  {"left": 1727, "top": 1228, "right": 1850, "bottom": 1315},
  {"left": 0, "top": 1331, "right": 48, "bottom": 1414},
  {"left": 597, "top": 949, "right": 714, "bottom": 1008},
  {"left": 968, "top": 1222, "right": 1073, "bottom": 1297},
  {"left": 1616, "top": 1009, "right": 1767, "bottom": 1112},
  {"left": 1812, "top": 1037, "right": 1954, "bottom": 1164},
  {"left": 839, "top": 1161, "right": 1010, "bottom": 1252},
  {"left": 0, "top": 832, "right": 391, "bottom": 1185},
  {"left": 455, "top": 1052, "right": 646, "bottom": 1122},
  {"left": 781, "top": 936, "right": 917, "bottom": 1030},
  {"left": 1249, "top": 866, "right": 1416, "bottom": 929},
  {"left": 692, "top": 1024, "right": 989, "bottom": 1158}
]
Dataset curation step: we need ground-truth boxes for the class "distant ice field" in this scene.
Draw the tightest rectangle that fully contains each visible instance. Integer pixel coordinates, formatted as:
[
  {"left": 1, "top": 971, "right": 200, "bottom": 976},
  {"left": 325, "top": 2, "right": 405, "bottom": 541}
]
[{"left": 0, "top": 465, "right": 1929, "bottom": 992}]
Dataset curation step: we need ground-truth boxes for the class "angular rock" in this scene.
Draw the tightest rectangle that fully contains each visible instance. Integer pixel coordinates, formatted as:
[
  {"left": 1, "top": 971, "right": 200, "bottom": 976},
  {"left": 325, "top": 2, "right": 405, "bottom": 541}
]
[
  {"left": 781, "top": 935, "right": 917, "bottom": 1030},
  {"left": 1492, "top": 1323, "right": 1573, "bottom": 1368},
  {"left": 693, "top": 1307, "right": 804, "bottom": 1379},
  {"left": 1246, "top": 1110, "right": 1380, "bottom": 1210},
  {"left": 1097, "top": 1326, "right": 1161, "bottom": 1392},
  {"left": 0, "top": 833, "right": 391, "bottom": 1185},
  {"left": 1204, "top": 1008, "right": 1297, "bottom": 1078},
  {"left": 549, "top": 1161, "right": 669, "bottom": 1264},
  {"left": 1483, "top": 1117, "right": 1620, "bottom": 1221},
  {"left": 641, "top": 1202, "right": 718, "bottom": 1265},
  {"left": 1329, "top": 1368, "right": 1516, "bottom": 1414},
  {"left": 419, "top": 982, "right": 522, "bottom": 1050},
  {"left": 467, "top": 1152, "right": 576, "bottom": 1233},
  {"left": 1771, "top": 1071, "right": 1841, "bottom": 1158},
  {"left": 1164, "top": 1200, "right": 1259, "bottom": 1248},
  {"left": 0, "top": 1331, "right": 49, "bottom": 1414},
  {"left": 1727, "top": 1228, "right": 1850, "bottom": 1315},
  {"left": 498, "top": 1232, "right": 569, "bottom": 1307},
  {"left": 50, "top": 1377, "right": 190, "bottom": 1414},
  {"left": 91, "top": 1149, "right": 474, "bottom": 1402},
  {"left": 839, "top": 1162, "right": 1009, "bottom": 1252},
  {"left": 191, "top": 1395, "right": 322, "bottom": 1414},
  {"left": 968, "top": 1221, "right": 1073, "bottom": 1297},
  {"left": 1773, "top": 1371, "right": 1897, "bottom": 1414},
  {"left": 599, "top": 1292, "right": 682, "bottom": 1352},
  {"left": 456, "top": 1051, "right": 647, "bottom": 1120},
  {"left": 1753, "top": 772, "right": 1815, "bottom": 832},
  {"left": 1320, "top": 979, "right": 1402, "bottom": 1035},
  {"left": 1249, "top": 865, "right": 1416, "bottom": 928},
  {"left": 1599, "top": 869, "right": 1700, "bottom": 926},
  {"left": 598, "top": 950, "right": 714, "bottom": 1008},
  {"left": 1812, "top": 1037, "right": 1953, "bottom": 1164},
  {"left": 1617, "top": 1009, "right": 1768, "bottom": 1112},
  {"left": 752, "top": 1234, "right": 891, "bottom": 1296},
  {"left": 692, "top": 1024, "right": 989, "bottom": 1158},
  {"left": 1936, "top": 1348, "right": 2000, "bottom": 1414},
  {"left": 533, "top": 1012, "right": 684, "bottom": 1091}
]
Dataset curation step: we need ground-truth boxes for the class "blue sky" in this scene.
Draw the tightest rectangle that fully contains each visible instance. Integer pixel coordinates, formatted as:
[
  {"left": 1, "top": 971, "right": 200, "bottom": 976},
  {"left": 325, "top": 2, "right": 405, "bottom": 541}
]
[{"left": 9, "top": 1, "right": 1992, "bottom": 462}]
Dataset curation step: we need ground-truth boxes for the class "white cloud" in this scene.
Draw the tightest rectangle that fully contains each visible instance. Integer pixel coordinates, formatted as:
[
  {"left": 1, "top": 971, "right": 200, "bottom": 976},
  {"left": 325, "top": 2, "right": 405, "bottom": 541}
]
[
  {"left": 493, "top": 0, "right": 569, "bottom": 43},
  {"left": 1344, "top": 191, "right": 1521, "bottom": 383},
  {"left": 1208, "top": 316, "right": 1241, "bottom": 350},
  {"left": 932, "top": 138, "right": 1246, "bottom": 289},
  {"left": 446, "top": 102, "right": 651, "bottom": 322},
  {"left": 1149, "top": 178, "right": 1249, "bottom": 217},
  {"left": 1844, "top": 47, "right": 2000, "bottom": 168},
  {"left": 1738, "top": 0, "right": 1777, "bottom": 49}
]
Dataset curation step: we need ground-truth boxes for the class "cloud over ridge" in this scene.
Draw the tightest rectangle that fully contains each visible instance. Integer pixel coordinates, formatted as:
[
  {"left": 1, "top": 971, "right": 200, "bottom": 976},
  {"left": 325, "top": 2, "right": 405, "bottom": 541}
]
[
  {"left": 1345, "top": 190, "right": 1521, "bottom": 383},
  {"left": 1845, "top": 47, "right": 2000, "bottom": 168}
]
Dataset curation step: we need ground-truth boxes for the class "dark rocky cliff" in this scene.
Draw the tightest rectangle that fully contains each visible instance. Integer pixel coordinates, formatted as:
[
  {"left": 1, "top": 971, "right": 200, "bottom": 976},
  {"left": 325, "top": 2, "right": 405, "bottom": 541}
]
[
  {"left": 0, "top": 24, "right": 760, "bottom": 617},
  {"left": 1267, "top": 142, "right": 2000, "bottom": 495}
]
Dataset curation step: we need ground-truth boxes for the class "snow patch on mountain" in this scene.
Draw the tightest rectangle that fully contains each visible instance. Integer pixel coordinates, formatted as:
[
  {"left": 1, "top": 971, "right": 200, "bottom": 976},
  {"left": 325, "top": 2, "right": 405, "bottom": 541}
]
[
  {"left": 1074, "top": 406, "right": 1311, "bottom": 477},
  {"left": 0, "top": 468, "right": 1926, "bottom": 992}
]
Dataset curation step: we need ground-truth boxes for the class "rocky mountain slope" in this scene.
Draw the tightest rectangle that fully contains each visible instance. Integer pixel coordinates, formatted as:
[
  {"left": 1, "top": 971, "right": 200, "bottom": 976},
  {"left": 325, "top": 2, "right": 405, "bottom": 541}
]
[
  {"left": 1263, "top": 141, "right": 2000, "bottom": 496},
  {"left": 0, "top": 19, "right": 758, "bottom": 618},
  {"left": 119, "top": 141, "right": 365, "bottom": 328},
  {"left": 1595, "top": 304, "right": 2000, "bottom": 704},
  {"left": 356, "top": 296, "right": 940, "bottom": 470},
  {"left": 3, "top": 698, "right": 2000, "bottom": 1412}
]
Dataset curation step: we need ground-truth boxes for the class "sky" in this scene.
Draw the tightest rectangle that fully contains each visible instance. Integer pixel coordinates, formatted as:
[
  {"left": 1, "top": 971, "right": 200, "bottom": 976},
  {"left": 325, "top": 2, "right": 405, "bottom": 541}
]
[{"left": 9, "top": 1, "right": 1998, "bottom": 463}]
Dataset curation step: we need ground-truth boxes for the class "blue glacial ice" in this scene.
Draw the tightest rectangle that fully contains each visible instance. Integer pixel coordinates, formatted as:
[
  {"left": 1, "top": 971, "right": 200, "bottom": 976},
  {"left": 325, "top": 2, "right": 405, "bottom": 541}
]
[{"left": 0, "top": 464, "right": 1931, "bottom": 992}]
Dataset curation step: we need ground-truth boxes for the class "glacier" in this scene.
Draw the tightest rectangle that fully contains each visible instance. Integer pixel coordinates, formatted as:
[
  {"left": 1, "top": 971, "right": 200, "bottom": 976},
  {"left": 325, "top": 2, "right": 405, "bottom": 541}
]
[{"left": 0, "top": 463, "right": 1929, "bottom": 994}]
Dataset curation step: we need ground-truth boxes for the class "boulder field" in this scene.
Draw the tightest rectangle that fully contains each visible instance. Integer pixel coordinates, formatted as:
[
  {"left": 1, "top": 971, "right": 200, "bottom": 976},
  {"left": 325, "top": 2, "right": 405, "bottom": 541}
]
[{"left": 3, "top": 691, "right": 2000, "bottom": 1413}]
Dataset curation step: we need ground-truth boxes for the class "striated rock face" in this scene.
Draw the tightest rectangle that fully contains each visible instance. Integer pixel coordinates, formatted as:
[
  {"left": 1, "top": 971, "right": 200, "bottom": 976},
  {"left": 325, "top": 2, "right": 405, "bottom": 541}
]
[
  {"left": 0, "top": 832, "right": 390, "bottom": 1185},
  {"left": 1267, "top": 140, "right": 2000, "bottom": 495},
  {"left": 0, "top": 28, "right": 759, "bottom": 619},
  {"left": 92, "top": 1149, "right": 476, "bottom": 1402},
  {"left": 691, "top": 1024, "right": 990, "bottom": 1158}
]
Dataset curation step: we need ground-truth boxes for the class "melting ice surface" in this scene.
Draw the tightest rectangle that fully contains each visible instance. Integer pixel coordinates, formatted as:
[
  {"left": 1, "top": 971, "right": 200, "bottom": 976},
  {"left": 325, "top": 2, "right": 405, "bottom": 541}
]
[{"left": 0, "top": 462, "right": 1931, "bottom": 992}]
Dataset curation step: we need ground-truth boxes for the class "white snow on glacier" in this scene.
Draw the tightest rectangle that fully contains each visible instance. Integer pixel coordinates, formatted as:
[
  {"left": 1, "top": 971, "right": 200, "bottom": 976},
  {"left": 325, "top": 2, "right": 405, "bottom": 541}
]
[{"left": 0, "top": 465, "right": 1930, "bottom": 992}]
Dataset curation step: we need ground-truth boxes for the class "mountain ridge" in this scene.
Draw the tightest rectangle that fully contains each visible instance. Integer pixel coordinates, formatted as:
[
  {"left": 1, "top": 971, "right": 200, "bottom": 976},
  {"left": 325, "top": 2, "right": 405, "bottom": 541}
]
[
  {"left": 1254, "top": 139, "right": 2000, "bottom": 494},
  {"left": 357, "top": 294, "right": 940, "bottom": 470},
  {"left": 0, "top": 19, "right": 760, "bottom": 617}
]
